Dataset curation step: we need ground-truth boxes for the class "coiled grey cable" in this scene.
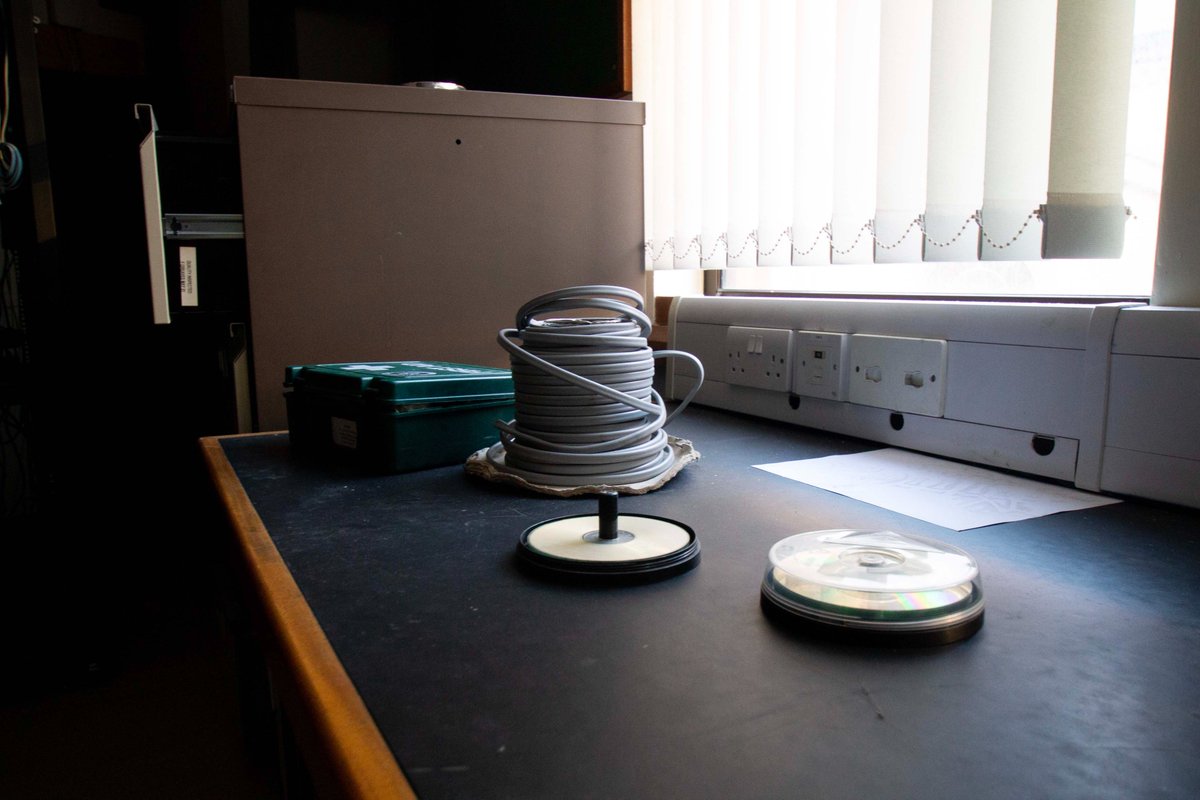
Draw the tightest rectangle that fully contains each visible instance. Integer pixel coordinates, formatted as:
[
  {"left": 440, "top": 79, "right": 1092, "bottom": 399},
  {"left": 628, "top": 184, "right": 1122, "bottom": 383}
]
[{"left": 490, "top": 285, "right": 704, "bottom": 487}]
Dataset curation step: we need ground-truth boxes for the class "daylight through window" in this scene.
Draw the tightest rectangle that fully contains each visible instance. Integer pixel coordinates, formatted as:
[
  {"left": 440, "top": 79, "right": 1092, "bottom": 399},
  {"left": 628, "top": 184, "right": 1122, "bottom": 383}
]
[{"left": 635, "top": 0, "right": 1174, "bottom": 298}]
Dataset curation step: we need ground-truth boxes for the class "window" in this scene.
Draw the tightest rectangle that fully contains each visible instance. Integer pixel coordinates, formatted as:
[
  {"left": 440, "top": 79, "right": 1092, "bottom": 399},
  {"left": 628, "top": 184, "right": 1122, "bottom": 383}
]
[{"left": 635, "top": 0, "right": 1174, "bottom": 299}]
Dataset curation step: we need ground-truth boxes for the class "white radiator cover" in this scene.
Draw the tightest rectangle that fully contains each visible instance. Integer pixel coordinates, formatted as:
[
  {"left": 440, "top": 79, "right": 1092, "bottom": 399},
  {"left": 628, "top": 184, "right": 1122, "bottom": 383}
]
[{"left": 667, "top": 296, "right": 1200, "bottom": 509}]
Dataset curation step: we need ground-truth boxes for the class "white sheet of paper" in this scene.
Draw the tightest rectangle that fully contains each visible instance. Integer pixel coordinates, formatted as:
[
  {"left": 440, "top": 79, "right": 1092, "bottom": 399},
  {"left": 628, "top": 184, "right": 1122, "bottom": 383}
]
[{"left": 755, "top": 448, "right": 1121, "bottom": 530}]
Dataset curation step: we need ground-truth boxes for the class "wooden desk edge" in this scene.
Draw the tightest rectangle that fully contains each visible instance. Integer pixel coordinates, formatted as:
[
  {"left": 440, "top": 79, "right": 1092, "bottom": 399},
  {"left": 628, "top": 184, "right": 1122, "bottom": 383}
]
[{"left": 200, "top": 436, "right": 417, "bottom": 800}]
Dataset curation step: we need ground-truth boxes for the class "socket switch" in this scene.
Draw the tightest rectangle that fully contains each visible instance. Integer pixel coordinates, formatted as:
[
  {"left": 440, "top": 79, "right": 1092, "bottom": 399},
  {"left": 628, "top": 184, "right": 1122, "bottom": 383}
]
[
  {"left": 725, "top": 326, "right": 793, "bottom": 391},
  {"left": 848, "top": 334, "right": 948, "bottom": 416}
]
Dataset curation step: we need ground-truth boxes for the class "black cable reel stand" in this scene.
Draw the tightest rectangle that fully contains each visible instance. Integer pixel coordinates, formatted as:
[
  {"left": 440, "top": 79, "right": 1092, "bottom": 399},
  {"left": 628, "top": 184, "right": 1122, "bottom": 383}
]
[{"left": 483, "top": 285, "right": 706, "bottom": 583}]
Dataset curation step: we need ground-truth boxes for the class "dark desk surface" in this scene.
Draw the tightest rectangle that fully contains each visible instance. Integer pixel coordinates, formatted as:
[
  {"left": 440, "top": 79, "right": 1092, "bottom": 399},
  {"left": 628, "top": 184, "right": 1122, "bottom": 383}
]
[{"left": 208, "top": 406, "right": 1200, "bottom": 800}]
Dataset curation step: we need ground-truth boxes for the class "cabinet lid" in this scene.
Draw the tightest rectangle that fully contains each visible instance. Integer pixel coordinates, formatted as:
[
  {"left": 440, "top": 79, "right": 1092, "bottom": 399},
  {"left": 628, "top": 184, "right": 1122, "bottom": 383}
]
[
  {"left": 286, "top": 361, "right": 513, "bottom": 403},
  {"left": 233, "top": 76, "right": 645, "bottom": 126}
]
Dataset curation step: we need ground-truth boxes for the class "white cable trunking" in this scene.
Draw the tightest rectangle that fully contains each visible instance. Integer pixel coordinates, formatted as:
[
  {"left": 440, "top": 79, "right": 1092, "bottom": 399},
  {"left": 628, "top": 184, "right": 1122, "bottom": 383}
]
[{"left": 666, "top": 295, "right": 1200, "bottom": 510}]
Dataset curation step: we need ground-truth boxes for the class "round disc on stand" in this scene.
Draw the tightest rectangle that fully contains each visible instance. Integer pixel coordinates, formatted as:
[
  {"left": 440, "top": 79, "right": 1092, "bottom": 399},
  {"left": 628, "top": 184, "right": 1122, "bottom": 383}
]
[{"left": 517, "top": 492, "right": 700, "bottom": 582}]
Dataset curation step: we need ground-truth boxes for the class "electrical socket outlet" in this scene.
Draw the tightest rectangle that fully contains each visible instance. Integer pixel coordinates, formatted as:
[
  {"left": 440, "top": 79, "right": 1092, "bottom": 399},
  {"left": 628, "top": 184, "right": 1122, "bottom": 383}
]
[
  {"left": 725, "top": 326, "right": 793, "bottom": 391},
  {"left": 848, "top": 334, "right": 948, "bottom": 416},
  {"left": 793, "top": 331, "right": 850, "bottom": 400}
]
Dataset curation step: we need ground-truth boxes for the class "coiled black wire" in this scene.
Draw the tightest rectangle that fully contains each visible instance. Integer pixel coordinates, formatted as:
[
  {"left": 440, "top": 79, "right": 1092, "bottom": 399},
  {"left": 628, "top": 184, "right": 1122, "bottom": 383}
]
[{"left": 491, "top": 285, "right": 704, "bottom": 487}]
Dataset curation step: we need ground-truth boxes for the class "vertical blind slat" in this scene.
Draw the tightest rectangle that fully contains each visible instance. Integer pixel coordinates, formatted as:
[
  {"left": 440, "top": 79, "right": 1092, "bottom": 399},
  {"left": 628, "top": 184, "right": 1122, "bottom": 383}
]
[
  {"left": 980, "top": 0, "right": 1057, "bottom": 261},
  {"left": 758, "top": 0, "right": 797, "bottom": 267},
  {"left": 700, "top": 0, "right": 731, "bottom": 267},
  {"left": 727, "top": 0, "right": 761, "bottom": 267},
  {"left": 924, "top": 0, "right": 991, "bottom": 262},
  {"left": 791, "top": 0, "right": 837, "bottom": 265},
  {"left": 875, "top": 0, "right": 933, "bottom": 264},
  {"left": 673, "top": 0, "right": 703, "bottom": 268},
  {"left": 1044, "top": 0, "right": 1135, "bottom": 258},
  {"left": 831, "top": 0, "right": 881, "bottom": 264},
  {"left": 646, "top": 0, "right": 675, "bottom": 268}
]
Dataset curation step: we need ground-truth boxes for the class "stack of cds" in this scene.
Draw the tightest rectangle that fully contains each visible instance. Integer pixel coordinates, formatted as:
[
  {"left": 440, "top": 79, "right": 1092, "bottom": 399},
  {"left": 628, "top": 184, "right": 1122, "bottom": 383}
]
[{"left": 761, "top": 529, "right": 984, "bottom": 644}]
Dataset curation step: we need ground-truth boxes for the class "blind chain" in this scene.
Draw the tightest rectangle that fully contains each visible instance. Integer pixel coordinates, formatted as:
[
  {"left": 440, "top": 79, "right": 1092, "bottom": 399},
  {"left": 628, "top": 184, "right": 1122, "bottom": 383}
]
[
  {"left": 793, "top": 225, "right": 829, "bottom": 258},
  {"left": 758, "top": 227, "right": 791, "bottom": 257},
  {"left": 646, "top": 237, "right": 676, "bottom": 263},
  {"left": 976, "top": 209, "right": 1042, "bottom": 251},
  {"left": 726, "top": 230, "right": 758, "bottom": 260},
  {"left": 700, "top": 233, "right": 729, "bottom": 264},
  {"left": 829, "top": 220, "right": 876, "bottom": 256},
  {"left": 645, "top": 206, "right": 1048, "bottom": 263},
  {"left": 873, "top": 217, "right": 924, "bottom": 250},
  {"left": 674, "top": 235, "right": 703, "bottom": 260},
  {"left": 919, "top": 214, "right": 979, "bottom": 249}
]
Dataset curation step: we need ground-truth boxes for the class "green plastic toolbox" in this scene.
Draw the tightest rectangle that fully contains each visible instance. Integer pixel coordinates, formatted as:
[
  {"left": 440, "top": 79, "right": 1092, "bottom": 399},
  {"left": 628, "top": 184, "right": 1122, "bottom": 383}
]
[{"left": 284, "top": 361, "right": 514, "bottom": 472}]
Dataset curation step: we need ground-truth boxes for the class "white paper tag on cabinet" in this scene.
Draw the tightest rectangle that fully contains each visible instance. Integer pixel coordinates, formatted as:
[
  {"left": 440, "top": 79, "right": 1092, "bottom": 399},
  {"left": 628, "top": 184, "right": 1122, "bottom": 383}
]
[{"left": 179, "top": 246, "right": 199, "bottom": 307}]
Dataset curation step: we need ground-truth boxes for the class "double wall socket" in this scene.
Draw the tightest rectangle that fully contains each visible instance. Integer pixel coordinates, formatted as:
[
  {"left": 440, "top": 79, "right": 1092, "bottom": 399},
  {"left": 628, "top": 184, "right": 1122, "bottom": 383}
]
[
  {"left": 793, "top": 331, "right": 850, "bottom": 400},
  {"left": 720, "top": 327, "right": 946, "bottom": 415},
  {"left": 725, "top": 326, "right": 793, "bottom": 391},
  {"left": 848, "top": 334, "right": 948, "bottom": 416}
]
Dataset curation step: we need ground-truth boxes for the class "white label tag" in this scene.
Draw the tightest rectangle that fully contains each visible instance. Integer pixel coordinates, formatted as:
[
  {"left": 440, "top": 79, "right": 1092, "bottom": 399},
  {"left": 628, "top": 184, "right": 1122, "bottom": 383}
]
[
  {"left": 331, "top": 417, "right": 358, "bottom": 449},
  {"left": 179, "top": 246, "right": 198, "bottom": 307}
]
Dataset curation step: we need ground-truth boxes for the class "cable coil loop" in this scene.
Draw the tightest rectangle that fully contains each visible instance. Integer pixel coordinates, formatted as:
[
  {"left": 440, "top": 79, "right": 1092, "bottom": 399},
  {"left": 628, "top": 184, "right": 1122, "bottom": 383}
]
[{"left": 491, "top": 285, "right": 704, "bottom": 487}]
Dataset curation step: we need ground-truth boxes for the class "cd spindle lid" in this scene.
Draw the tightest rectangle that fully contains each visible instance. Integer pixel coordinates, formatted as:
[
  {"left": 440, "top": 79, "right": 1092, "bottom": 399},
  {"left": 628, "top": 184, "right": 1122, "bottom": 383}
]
[
  {"left": 761, "top": 529, "right": 985, "bottom": 642},
  {"left": 768, "top": 529, "right": 978, "bottom": 593}
]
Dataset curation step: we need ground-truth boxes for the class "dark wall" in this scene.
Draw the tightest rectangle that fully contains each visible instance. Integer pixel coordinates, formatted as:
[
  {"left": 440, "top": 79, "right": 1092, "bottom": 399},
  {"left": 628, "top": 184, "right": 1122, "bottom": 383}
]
[
  {"left": 257, "top": 1, "right": 625, "bottom": 100},
  {"left": 132, "top": 0, "right": 625, "bottom": 136},
  {"left": 2, "top": 0, "right": 623, "bottom": 683}
]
